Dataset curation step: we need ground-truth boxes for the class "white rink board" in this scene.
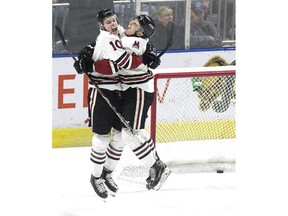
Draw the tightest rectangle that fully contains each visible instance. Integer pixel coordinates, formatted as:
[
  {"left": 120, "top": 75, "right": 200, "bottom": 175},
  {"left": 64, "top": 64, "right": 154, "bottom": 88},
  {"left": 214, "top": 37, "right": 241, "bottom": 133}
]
[{"left": 52, "top": 50, "right": 235, "bottom": 128}]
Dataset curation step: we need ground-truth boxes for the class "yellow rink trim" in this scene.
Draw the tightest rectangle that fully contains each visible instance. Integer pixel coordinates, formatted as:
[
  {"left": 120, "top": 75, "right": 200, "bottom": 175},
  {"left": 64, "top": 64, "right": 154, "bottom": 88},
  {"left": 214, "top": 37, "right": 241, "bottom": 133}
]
[
  {"left": 52, "top": 120, "right": 236, "bottom": 148},
  {"left": 155, "top": 120, "right": 236, "bottom": 143},
  {"left": 52, "top": 127, "right": 93, "bottom": 148}
]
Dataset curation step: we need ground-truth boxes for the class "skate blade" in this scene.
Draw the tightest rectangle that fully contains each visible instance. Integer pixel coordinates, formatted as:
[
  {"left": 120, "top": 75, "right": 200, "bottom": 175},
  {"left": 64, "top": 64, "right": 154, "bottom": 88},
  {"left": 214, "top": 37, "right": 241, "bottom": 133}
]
[
  {"left": 107, "top": 188, "right": 117, "bottom": 197},
  {"left": 96, "top": 196, "right": 107, "bottom": 203},
  {"left": 154, "top": 168, "right": 172, "bottom": 191}
]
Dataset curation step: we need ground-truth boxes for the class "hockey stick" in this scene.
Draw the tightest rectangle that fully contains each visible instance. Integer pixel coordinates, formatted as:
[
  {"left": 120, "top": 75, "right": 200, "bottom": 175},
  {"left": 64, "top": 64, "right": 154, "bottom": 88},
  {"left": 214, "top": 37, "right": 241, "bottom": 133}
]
[
  {"left": 55, "top": 25, "right": 77, "bottom": 62},
  {"left": 54, "top": 25, "right": 143, "bottom": 140},
  {"left": 157, "top": 21, "right": 174, "bottom": 58}
]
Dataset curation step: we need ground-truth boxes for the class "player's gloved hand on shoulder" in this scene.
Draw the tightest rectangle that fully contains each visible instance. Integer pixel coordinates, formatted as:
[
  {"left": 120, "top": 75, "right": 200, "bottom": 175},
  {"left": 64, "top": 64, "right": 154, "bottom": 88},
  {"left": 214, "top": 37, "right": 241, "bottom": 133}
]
[{"left": 79, "top": 42, "right": 95, "bottom": 59}]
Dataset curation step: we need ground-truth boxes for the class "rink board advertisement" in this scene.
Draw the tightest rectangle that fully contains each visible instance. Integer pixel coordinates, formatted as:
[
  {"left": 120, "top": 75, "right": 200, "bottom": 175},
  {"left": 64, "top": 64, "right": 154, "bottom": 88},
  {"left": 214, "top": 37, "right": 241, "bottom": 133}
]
[{"left": 52, "top": 49, "right": 236, "bottom": 147}]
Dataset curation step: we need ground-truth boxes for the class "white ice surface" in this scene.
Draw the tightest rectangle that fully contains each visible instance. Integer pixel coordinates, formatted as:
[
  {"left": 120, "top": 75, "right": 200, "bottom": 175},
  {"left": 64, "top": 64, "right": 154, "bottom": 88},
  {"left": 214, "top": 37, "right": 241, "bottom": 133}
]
[{"left": 51, "top": 146, "right": 236, "bottom": 216}]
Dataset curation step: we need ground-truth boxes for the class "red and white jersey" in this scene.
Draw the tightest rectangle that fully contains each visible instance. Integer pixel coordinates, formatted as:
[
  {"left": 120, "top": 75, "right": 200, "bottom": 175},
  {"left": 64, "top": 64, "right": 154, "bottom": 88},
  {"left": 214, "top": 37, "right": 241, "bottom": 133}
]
[
  {"left": 89, "top": 30, "right": 142, "bottom": 91},
  {"left": 119, "top": 36, "right": 154, "bottom": 93}
]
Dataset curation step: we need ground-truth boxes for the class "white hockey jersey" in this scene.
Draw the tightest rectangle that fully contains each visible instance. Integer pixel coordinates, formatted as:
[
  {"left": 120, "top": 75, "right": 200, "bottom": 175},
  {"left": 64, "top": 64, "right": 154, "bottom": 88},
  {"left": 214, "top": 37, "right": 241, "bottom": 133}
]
[
  {"left": 119, "top": 36, "right": 154, "bottom": 93},
  {"left": 89, "top": 30, "right": 142, "bottom": 91}
]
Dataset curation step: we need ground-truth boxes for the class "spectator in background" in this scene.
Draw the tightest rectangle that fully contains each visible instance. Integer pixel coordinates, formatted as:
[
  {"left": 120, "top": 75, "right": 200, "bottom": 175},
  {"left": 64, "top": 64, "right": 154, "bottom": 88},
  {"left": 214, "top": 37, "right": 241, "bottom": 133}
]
[
  {"left": 150, "top": 6, "right": 184, "bottom": 50},
  {"left": 187, "top": 1, "right": 223, "bottom": 48}
]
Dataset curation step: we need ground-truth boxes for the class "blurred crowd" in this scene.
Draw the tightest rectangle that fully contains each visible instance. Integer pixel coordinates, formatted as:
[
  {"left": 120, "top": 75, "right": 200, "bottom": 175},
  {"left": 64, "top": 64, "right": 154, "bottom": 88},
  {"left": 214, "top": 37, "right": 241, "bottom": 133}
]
[{"left": 52, "top": 0, "right": 235, "bottom": 54}]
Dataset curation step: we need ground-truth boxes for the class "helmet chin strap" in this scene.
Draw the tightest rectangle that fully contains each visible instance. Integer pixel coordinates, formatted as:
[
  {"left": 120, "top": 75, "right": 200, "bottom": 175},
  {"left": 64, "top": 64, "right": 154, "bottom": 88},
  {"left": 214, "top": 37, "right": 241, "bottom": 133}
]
[
  {"left": 134, "top": 31, "right": 145, "bottom": 38},
  {"left": 125, "top": 31, "right": 141, "bottom": 38}
]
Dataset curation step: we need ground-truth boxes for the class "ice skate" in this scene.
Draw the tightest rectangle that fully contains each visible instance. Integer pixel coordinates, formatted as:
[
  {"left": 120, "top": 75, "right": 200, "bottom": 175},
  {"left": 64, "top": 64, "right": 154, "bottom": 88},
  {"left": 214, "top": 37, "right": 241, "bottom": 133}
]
[
  {"left": 146, "top": 159, "right": 171, "bottom": 190},
  {"left": 90, "top": 175, "right": 108, "bottom": 201},
  {"left": 102, "top": 167, "right": 119, "bottom": 197},
  {"left": 153, "top": 168, "right": 172, "bottom": 191}
]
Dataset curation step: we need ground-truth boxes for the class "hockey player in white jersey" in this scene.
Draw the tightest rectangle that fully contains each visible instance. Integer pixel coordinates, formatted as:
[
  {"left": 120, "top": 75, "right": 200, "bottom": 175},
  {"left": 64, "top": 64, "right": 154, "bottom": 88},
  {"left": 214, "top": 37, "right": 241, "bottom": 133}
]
[
  {"left": 93, "top": 14, "right": 171, "bottom": 191},
  {"left": 74, "top": 9, "right": 145, "bottom": 201},
  {"left": 74, "top": 9, "right": 170, "bottom": 200},
  {"left": 118, "top": 15, "right": 171, "bottom": 191}
]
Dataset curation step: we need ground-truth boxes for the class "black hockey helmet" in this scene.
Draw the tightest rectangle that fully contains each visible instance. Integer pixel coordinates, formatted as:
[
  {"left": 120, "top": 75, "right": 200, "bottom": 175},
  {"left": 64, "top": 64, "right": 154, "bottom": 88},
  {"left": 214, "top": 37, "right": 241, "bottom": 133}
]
[
  {"left": 96, "top": 8, "right": 115, "bottom": 24},
  {"left": 136, "top": 14, "right": 155, "bottom": 38}
]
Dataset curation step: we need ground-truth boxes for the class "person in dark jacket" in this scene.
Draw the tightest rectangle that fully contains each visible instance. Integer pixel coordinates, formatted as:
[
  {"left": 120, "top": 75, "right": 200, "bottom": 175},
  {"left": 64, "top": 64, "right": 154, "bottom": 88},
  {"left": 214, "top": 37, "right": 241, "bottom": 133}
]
[
  {"left": 188, "top": 1, "right": 223, "bottom": 48},
  {"left": 150, "top": 6, "right": 184, "bottom": 50}
]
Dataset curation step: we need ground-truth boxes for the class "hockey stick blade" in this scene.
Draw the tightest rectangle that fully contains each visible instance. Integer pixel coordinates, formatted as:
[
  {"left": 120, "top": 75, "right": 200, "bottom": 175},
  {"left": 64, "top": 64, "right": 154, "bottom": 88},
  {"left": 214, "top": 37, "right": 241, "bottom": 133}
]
[
  {"left": 157, "top": 22, "right": 174, "bottom": 58},
  {"left": 54, "top": 25, "right": 77, "bottom": 62}
]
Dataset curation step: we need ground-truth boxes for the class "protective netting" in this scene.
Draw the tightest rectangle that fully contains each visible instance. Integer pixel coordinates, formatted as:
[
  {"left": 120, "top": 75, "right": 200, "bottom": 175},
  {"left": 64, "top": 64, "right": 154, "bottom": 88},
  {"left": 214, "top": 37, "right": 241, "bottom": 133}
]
[
  {"left": 148, "top": 73, "right": 236, "bottom": 143},
  {"left": 115, "top": 68, "right": 236, "bottom": 184}
]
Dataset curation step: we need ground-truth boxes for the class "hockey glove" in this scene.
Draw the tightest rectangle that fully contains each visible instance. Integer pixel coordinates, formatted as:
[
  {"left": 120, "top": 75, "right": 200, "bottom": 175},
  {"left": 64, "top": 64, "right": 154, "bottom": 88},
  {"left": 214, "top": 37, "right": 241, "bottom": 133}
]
[
  {"left": 143, "top": 52, "right": 161, "bottom": 69},
  {"left": 146, "top": 41, "right": 157, "bottom": 54},
  {"left": 78, "top": 42, "right": 95, "bottom": 59},
  {"left": 74, "top": 42, "right": 95, "bottom": 74},
  {"left": 149, "top": 56, "right": 161, "bottom": 69},
  {"left": 73, "top": 58, "right": 93, "bottom": 74},
  {"left": 143, "top": 42, "right": 161, "bottom": 69}
]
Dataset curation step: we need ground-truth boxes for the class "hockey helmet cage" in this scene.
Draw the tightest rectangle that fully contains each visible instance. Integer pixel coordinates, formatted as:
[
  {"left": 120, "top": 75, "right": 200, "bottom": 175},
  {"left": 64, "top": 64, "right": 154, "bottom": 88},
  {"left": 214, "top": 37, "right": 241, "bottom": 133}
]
[
  {"left": 137, "top": 15, "right": 155, "bottom": 38},
  {"left": 96, "top": 9, "right": 115, "bottom": 24}
]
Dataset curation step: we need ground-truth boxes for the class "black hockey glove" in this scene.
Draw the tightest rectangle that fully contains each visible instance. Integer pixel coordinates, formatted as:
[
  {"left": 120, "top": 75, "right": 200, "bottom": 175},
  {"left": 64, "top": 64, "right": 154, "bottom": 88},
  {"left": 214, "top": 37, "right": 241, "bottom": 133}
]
[
  {"left": 143, "top": 42, "right": 161, "bottom": 69},
  {"left": 143, "top": 52, "right": 161, "bottom": 69},
  {"left": 146, "top": 41, "right": 157, "bottom": 54},
  {"left": 73, "top": 42, "right": 95, "bottom": 74},
  {"left": 149, "top": 56, "right": 161, "bottom": 69},
  {"left": 73, "top": 58, "right": 93, "bottom": 74}
]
